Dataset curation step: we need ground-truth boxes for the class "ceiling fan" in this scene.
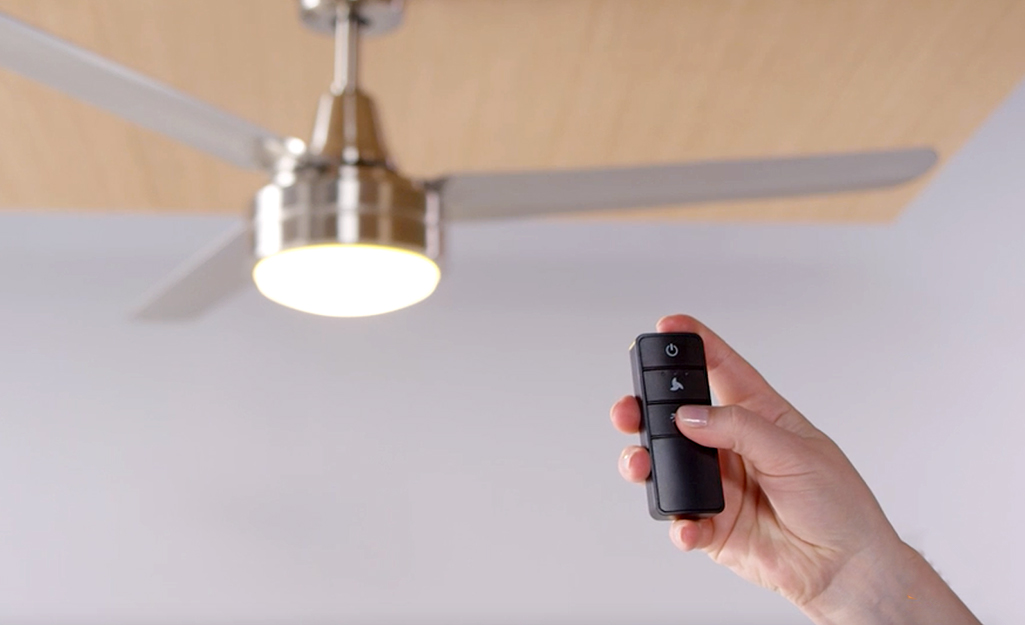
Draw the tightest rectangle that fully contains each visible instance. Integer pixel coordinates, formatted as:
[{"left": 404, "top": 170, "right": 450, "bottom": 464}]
[{"left": 0, "top": 0, "right": 937, "bottom": 320}]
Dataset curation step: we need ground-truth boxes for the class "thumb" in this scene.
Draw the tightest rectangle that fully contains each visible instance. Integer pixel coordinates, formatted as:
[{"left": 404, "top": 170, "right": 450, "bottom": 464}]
[{"left": 675, "top": 404, "right": 806, "bottom": 476}]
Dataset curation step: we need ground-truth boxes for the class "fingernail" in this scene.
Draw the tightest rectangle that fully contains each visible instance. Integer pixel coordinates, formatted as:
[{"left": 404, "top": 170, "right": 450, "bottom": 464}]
[
  {"left": 676, "top": 405, "right": 709, "bottom": 428},
  {"left": 620, "top": 449, "right": 636, "bottom": 472}
]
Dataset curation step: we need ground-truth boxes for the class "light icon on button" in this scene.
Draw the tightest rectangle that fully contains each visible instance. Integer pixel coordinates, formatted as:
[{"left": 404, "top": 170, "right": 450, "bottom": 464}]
[{"left": 665, "top": 343, "right": 680, "bottom": 357}]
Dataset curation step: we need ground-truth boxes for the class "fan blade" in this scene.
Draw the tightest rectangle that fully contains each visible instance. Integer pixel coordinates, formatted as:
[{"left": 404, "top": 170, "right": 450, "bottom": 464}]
[
  {"left": 437, "top": 147, "right": 938, "bottom": 221},
  {"left": 0, "top": 11, "right": 285, "bottom": 171},
  {"left": 133, "top": 223, "right": 254, "bottom": 321}
]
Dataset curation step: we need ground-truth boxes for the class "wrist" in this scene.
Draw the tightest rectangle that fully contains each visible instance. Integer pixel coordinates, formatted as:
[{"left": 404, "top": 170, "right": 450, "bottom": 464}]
[
  {"left": 798, "top": 538, "right": 910, "bottom": 624},
  {"left": 799, "top": 538, "right": 981, "bottom": 625}
]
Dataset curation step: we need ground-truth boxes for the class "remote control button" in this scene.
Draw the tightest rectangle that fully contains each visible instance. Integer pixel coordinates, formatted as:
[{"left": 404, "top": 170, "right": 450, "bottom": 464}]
[
  {"left": 642, "top": 369, "right": 711, "bottom": 403},
  {"left": 645, "top": 403, "right": 686, "bottom": 438},
  {"left": 650, "top": 437, "right": 724, "bottom": 516},
  {"left": 638, "top": 334, "right": 705, "bottom": 369}
]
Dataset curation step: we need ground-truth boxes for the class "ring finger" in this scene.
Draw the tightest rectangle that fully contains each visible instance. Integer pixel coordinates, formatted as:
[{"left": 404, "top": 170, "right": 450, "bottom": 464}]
[{"left": 619, "top": 446, "right": 651, "bottom": 482}]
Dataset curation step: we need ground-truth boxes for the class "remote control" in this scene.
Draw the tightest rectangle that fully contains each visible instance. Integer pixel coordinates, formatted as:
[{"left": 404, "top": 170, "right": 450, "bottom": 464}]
[{"left": 629, "top": 332, "right": 724, "bottom": 520}]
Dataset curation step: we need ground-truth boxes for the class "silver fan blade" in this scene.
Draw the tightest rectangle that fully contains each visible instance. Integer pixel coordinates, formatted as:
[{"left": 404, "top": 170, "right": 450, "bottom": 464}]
[
  {"left": 437, "top": 147, "right": 938, "bottom": 221},
  {"left": 0, "top": 11, "right": 285, "bottom": 170},
  {"left": 133, "top": 223, "right": 254, "bottom": 321}
]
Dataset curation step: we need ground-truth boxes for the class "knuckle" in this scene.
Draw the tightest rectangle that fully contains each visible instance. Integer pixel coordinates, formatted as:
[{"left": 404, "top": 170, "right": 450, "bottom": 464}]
[
  {"left": 718, "top": 403, "right": 748, "bottom": 430},
  {"left": 717, "top": 404, "right": 755, "bottom": 454}
]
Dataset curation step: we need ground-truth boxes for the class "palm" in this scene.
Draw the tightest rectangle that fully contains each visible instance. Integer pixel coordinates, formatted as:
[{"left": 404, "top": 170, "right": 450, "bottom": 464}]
[
  {"left": 703, "top": 448, "right": 828, "bottom": 601},
  {"left": 680, "top": 422, "right": 893, "bottom": 605}
]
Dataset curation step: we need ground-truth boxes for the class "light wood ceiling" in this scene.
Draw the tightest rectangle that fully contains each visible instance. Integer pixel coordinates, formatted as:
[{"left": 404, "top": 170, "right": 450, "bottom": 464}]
[{"left": 1, "top": 0, "right": 1024, "bottom": 222}]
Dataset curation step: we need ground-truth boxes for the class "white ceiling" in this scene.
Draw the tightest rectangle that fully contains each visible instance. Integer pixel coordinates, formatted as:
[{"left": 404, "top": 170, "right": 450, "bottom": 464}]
[{"left": 1, "top": 80, "right": 1024, "bottom": 625}]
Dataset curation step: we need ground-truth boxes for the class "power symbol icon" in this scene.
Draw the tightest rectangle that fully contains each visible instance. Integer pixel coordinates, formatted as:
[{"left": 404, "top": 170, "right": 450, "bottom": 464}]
[{"left": 665, "top": 343, "right": 679, "bottom": 357}]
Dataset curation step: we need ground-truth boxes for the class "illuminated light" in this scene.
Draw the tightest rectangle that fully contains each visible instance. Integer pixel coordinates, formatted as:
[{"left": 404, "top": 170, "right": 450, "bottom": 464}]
[{"left": 253, "top": 244, "right": 440, "bottom": 317}]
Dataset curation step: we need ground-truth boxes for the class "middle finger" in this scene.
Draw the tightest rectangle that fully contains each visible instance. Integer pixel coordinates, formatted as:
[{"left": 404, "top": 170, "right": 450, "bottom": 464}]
[{"left": 611, "top": 395, "right": 642, "bottom": 434}]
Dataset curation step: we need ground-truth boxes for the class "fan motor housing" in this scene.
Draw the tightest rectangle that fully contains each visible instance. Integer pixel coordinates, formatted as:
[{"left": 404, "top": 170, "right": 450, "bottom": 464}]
[
  {"left": 251, "top": 164, "right": 442, "bottom": 264},
  {"left": 256, "top": 3, "right": 439, "bottom": 269}
]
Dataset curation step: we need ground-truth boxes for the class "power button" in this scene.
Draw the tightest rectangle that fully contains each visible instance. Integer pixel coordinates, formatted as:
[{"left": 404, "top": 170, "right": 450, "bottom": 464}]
[{"left": 637, "top": 334, "right": 705, "bottom": 369}]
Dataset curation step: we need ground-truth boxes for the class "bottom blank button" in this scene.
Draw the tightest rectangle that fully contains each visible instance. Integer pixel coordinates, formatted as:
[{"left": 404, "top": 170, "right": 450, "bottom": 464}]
[{"left": 650, "top": 436, "right": 724, "bottom": 517}]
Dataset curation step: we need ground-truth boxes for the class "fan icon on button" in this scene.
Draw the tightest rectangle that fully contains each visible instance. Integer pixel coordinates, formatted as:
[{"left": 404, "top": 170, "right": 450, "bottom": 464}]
[
  {"left": 665, "top": 343, "right": 680, "bottom": 357},
  {"left": 670, "top": 377, "right": 685, "bottom": 392}
]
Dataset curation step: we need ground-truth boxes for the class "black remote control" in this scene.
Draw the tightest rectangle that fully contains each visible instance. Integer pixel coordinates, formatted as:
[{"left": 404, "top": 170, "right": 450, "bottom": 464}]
[{"left": 629, "top": 332, "right": 724, "bottom": 520}]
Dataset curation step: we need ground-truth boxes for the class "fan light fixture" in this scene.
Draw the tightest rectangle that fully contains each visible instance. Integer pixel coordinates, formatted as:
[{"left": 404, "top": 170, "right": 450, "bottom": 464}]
[
  {"left": 252, "top": 244, "right": 440, "bottom": 317},
  {"left": 249, "top": 0, "right": 441, "bottom": 318}
]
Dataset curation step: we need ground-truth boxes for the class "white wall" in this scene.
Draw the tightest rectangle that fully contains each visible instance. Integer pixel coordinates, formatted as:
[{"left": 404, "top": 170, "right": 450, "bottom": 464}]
[{"left": 0, "top": 82, "right": 1023, "bottom": 625}]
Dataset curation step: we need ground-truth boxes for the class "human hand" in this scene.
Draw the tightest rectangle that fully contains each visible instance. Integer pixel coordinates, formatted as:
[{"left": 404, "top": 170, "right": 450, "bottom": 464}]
[{"left": 612, "top": 315, "right": 981, "bottom": 624}]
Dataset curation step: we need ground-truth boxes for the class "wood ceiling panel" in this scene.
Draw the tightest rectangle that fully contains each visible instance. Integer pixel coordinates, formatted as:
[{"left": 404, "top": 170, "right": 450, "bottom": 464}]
[{"left": 0, "top": 0, "right": 1023, "bottom": 222}]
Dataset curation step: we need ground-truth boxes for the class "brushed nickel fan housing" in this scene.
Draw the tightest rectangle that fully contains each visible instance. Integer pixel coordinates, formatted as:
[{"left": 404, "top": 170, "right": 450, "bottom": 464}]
[
  {"left": 254, "top": 0, "right": 440, "bottom": 272},
  {"left": 252, "top": 165, "right": 441, "bottom": 262}
]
